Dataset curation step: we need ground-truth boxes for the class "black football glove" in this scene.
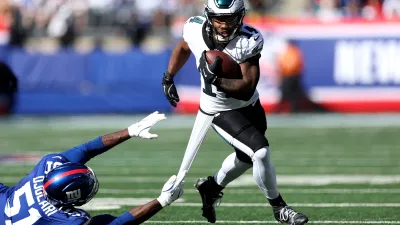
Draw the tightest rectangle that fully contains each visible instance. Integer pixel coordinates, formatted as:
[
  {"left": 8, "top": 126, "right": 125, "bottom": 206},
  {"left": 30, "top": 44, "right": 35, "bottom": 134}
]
[
  {"left": 198, "top": 50, "right": 222, "bottom": 84},
  {"left": 162, "top": 72, "right": 180, "bottom": 107}
]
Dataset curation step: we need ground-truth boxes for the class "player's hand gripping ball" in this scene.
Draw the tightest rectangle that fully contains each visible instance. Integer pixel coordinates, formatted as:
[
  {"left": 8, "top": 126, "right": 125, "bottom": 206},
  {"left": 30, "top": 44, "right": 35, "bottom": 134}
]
[
  {"left": 199, "top": 50, "right": 222, "bottom": 84},
  {"left": 201, "top": 50, "right": 242, "bottom": 81}
]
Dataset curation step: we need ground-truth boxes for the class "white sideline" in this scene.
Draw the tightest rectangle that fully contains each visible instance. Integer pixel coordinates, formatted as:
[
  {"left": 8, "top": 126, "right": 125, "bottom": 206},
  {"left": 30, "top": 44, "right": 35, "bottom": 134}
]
[{"left": 144, "top": 221, "right": 400, "bottom": 224}]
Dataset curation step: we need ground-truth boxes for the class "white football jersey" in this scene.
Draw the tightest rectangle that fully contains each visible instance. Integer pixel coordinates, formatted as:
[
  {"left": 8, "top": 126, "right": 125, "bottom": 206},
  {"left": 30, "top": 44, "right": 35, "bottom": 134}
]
[{"left": 183, "top": 16, "right": 264, "bottom": 114}]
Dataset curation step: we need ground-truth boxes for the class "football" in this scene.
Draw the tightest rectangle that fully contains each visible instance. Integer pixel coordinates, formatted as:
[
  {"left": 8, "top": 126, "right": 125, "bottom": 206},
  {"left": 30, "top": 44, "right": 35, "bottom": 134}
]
[{"left": 205, "top": 50, "right": 242, "bottom": 79}]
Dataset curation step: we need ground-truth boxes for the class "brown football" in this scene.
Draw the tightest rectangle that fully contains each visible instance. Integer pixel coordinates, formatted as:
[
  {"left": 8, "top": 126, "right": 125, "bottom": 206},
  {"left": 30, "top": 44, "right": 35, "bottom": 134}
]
[{"left": 205, "top": 50, "right": 242, "bottom": 79}]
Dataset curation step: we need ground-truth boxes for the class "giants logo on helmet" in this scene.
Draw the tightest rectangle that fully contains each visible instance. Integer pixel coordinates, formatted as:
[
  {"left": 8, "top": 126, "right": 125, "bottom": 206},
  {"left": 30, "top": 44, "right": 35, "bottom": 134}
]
[{"left": 66, "top": 189, "right": 82, "bottom": 201}]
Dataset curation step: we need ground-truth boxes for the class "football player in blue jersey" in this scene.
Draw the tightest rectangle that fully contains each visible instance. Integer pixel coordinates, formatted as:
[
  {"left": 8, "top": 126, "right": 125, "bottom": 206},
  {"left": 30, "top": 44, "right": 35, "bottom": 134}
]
[{"left": 0, "top": 111, "right": 185, "bottom": 225}]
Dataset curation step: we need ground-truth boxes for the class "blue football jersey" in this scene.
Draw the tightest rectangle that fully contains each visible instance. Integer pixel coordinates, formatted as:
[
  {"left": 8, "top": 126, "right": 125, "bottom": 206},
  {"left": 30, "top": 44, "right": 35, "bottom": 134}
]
[{"left": 0, "top": 154, "right": 91, "bottom": 225}]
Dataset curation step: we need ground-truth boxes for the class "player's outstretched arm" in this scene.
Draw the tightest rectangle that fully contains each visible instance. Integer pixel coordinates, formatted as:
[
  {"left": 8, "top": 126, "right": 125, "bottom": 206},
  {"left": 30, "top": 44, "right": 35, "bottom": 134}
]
[
  {"left": 61, "top": 112, "right": 166, "bottom": 164},
  {"left": 89, "top": 173, "right": 185, "bottom": 225},
  {"left": 167, "top": 38, "right": 192, "bottom": 76},
  {"left": 162, "top": 38, "right": 192, "bottom": 107}
]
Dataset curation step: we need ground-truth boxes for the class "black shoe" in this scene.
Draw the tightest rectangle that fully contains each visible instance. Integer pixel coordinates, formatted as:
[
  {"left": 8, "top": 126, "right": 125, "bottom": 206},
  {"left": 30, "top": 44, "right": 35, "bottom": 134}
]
[
  {"left": 195, "top": 177, "right": 224, "bottom": 223},
  {"left": 273, "top": 205, "right": 309, "bottom": 225}
]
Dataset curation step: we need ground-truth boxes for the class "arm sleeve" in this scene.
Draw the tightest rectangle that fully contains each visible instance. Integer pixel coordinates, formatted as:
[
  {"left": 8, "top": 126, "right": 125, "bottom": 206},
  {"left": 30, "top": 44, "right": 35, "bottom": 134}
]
[
  {"left": 182, "top": 17, "right": 191, "bottom": 42},
  {"left": 90, "top": 212, "right": 135, "bottom": 225},
  {"left": 60, "top": 136, "right": 106, "bottom": 164},
  {"left": 0, "top": 183, "right": 9, "bottom": 194}
]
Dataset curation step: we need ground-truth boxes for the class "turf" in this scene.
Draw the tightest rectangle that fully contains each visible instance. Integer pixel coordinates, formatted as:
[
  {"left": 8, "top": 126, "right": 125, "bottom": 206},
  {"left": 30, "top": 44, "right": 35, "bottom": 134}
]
[{"left": 0, "top": 116, "right": 399, "bottom": 224}]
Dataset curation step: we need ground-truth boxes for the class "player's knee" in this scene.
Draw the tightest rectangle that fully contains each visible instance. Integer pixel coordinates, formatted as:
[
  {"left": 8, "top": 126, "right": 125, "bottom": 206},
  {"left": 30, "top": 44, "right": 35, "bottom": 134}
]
[
  {"left": 251, "top": 147, "right": 270, "bottom": 162},
  {"left": 248, "top": 129, "right": 269, "bottom": 151},
  {"left": 236, "top": 127, "right": 269, "bottom": 152},
  {"left": 235, "top": 150, "right": 253, "bottom": 164},
  {"left": 252, "top": 137, "right": 269, "bottom": 152}
]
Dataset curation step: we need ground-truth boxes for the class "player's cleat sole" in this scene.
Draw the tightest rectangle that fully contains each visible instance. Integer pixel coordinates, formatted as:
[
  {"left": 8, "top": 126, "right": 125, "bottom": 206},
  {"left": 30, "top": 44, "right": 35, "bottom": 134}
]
[
  {"left": 195, "top": 177, "right": 223, "bottom": 223},
  {"left": 273, "top": 205, "right": 309, "bottom": 225}
]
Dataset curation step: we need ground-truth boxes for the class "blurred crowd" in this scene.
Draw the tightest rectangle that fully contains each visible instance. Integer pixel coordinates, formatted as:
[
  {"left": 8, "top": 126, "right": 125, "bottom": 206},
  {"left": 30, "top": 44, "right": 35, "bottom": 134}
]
[
  {"left": 0, "top": 0, "right": 281, "bottom": 49},
  {"left": 305, "top": 0, "right": 400, "bottom": 21},
  {"left": 1, "top": 0, "right": 191, "bottom": 47},
  {"left": 0, "top": 0, "right": 399, "bottom": 49}
]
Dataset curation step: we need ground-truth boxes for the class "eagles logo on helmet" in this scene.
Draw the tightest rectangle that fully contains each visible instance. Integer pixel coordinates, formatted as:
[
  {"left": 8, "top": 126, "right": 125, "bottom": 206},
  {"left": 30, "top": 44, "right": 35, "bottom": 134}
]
[
  {"left": 43, "top": 162, "right": 99, "bottom": 207},
  {"left": 205, "top": 0, "right": 246, "bottom": 43}
]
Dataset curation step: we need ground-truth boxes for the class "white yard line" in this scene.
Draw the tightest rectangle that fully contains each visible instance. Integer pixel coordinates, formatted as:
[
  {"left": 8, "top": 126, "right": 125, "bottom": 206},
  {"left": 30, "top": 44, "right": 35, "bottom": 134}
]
[
  {"left": 99, "top": 188, "right": 400, "bottom": 195},
  {"left": 81, "top": 198, "right": 400, "bottom": 211},
  {"left": 170, "top": 203, "right": 400, "bottom": 207},
  {"left": 93, "top": 175, "right": 400, "bottom": 185},
  {"left": 231, "top": 175, "right": 400, "bottom": 186},
  {"left": 144, "top": 221, "right": 400, "bottom": 224},
  {"left": 2, "top": 114, "right": 400, "bottom": 130}
]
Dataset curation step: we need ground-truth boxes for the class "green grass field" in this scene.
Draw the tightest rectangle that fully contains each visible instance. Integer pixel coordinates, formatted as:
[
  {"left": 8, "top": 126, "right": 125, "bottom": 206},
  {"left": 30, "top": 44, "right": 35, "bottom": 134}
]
[{"left": 1, "top": 114, "right": 400, "bottom": 224}]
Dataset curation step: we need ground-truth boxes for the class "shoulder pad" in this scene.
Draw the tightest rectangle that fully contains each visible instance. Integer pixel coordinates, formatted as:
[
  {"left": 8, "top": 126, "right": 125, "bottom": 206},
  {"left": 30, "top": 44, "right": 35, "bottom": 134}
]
[
  {"left": 241, "top": 25, "right": 264, "bottom": 58},
  {"left": 42, "top": 154, "right": 69, "bottom": 164},
  {"left": 185, "top": 16, "right": 206, "bottom": 25},
  {"left": 183, "top": 16, "right": 206, "bottom": 41},
  {"left": 236, "top": 25, "right": 264, "bottom": 62}
]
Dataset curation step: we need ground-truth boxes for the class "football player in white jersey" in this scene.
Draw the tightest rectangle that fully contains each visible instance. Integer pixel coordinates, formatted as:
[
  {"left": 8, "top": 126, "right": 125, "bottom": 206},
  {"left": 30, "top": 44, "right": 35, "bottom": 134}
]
[{"left": 162, "top": 0, "right": 309, "bottom": 224}]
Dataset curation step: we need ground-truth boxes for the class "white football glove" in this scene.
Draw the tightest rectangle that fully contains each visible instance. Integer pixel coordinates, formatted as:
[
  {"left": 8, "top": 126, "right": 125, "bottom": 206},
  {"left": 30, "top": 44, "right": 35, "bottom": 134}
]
[
  {"left": 128, "top": 111, "right": 166, "bottom": 139},
  {"left": 156, "top": 170, "right": 187, "bottom": 207}
]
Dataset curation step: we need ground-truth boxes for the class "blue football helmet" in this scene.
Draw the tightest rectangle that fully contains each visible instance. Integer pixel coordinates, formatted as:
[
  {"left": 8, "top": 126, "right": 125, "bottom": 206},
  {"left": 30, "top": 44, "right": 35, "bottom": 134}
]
[{"left": 43, "top": 162, "right": 99, "bottom": 207}]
